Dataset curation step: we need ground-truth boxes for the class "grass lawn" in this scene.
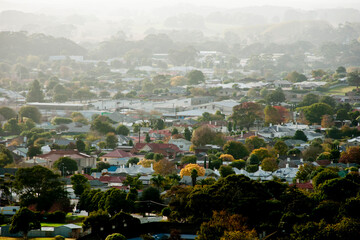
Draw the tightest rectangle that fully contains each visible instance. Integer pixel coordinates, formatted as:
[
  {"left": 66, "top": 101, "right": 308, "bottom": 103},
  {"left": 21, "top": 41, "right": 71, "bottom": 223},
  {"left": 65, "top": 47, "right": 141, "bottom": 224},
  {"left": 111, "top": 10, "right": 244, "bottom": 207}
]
[
  {"left": 325, "top": 85, "right": 357, "bottom": 95},
  {"left": 41, "top": 222, "right": 65, "bottom": 227}
]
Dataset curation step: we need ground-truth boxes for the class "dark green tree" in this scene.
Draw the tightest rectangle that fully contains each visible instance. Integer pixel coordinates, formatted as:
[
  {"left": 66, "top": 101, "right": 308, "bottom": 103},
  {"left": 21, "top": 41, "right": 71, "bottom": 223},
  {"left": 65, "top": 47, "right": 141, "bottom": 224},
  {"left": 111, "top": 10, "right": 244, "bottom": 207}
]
[
  {"left": 19, "top": 106, "right": 42, "bottom": 123},
  {"left": 347, "top": 71, "right": 360, "bottom": 90},
  {"left": 293, "top": 130, "right": 308, "bottom": 142},
  {"left": 0, "top": 107, "right": 17, "bottom": 120},
  {"left": 54, "top": 157, "right": 78, "bottom": 176},
  {"left": 0, "top": 144, "right": 14, "bottom": 167},
  {"left": 186, "top": 70, "right": 205, "bottom": 85},
  {"left": 116, "top": 124, "right": 130, "bottom": 136},
  {"left": 71, "top": 174, "right": 90, "bottom": 197},
  {"left": 223, "top": 140, "right": 249, "bottom": 159},
  {"left": 106, "top": 132, "right": 118, "bottom": 149},
  {"left": 219, "top": 165, "right": 235, "bottom": 178},
  {"left": 266, "top": 87, "right": 286, "bottom": 105},
  {"left": 26, "top": 80, "right": 44, "bottom": 102},
  {"left": 184, "top": 127, "right": 192, "bottom": 141},
  {"left": 76, "top": 139, "right": 86, "bottom": 152},
  {"left": 13, "top": 165, "right": 69, "bottom": 211},
  {"left": 9, "top": 207, "right": 41, "bottom": 240}
]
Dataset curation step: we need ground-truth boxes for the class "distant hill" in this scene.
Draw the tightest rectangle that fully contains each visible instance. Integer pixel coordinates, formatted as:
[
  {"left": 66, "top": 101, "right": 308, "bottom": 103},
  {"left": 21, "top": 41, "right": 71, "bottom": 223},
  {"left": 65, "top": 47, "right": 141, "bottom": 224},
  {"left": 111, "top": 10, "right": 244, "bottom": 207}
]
[{"left": 0, "top": 31, "right": 86, "bottom": 61}]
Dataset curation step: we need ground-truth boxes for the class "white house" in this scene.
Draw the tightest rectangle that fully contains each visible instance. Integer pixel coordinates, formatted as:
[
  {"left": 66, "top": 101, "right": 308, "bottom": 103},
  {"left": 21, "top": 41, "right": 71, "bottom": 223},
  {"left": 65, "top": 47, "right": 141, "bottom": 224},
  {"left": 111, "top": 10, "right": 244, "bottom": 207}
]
[{"left": 168, "top": 138, "right": 192, "bottom": 151}]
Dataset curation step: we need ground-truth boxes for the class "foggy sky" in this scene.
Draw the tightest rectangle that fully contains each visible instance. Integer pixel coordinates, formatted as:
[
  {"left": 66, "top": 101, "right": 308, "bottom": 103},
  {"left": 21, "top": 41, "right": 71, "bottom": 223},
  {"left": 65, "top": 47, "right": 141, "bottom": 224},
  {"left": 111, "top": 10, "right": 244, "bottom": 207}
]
[{"left": 1, "top": 0, "right": 360, "bottom": 16}]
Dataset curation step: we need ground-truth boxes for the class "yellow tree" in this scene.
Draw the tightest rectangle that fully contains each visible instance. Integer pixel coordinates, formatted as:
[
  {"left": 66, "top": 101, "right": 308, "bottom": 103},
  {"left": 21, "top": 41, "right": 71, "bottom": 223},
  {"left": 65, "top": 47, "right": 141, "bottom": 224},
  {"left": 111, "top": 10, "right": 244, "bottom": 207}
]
[
  {"left": 219, "top": 154, "right": 235, "bottom": 162},
  {"left": 154, "top": 159, "right": 176, "bottom": 175},
  {"left": 137, "top": 159, "right": 156, "bottom": 168},
  {"left": 180, "top": 164, "right": 205, "bottom": 178}
]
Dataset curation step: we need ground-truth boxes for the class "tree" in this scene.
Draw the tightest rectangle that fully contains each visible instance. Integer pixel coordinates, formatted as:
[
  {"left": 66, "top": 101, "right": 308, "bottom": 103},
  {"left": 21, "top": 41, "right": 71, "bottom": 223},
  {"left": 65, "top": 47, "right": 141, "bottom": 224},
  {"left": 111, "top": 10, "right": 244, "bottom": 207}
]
[
  {"left": 51, "top": 117, "right": 72, "bottom": 125},
  {"left": 106, "top": 233, "right": 126, "bottom": 240},
  {"left": 320, "top": 96, "right": 336, "bottom": 108},
  {"left": 340, "top": 146, "right": 360, "bottom": 164},
  {"left": 219, "top": 165, "right": 235, "bottom": 178},
  {"left": 145, "top": 133, "right": 151, "bottom": 143},
  {"left": 106, "top": 133, "right": 118, "bottom": 149},
  {"left": 273, "top": 141, "right": 287, "bottom": 156},
  {"left": 3, "top": 118, "right": 21, "bottom": 134},
  {"left": 26, "top": 80, "right": 44, "bottom": 102},
  {"left": 27, "top": 145, "right": 42, "bottom": 158},
  {"left": 264, "top": 105, "right": 281, "bottom": 125},
  {"left": 83, "top": 210, "right": 111, "bottom": 238},
  {"left": 191, "top": 169, "right": 198, "bottom": 187},
  {"left": 180, "top": 164, "right": 205, "bottom": 178},
  {"left": 126, "top": 157, "right": 139, "bottom": 167},
  {"left": 0, "top": 145, "right": 14, "bottom": 167},
  {"left": 153, "top": 159, "right": 176, "bottom": 176},
  {"left": 186, "top": 70, "right": 205, "bottom": 85},
  {"left": 9, "top": 207, "right": 41, "bottom": 240},
  {"left": 286, "top": 71, "right": 307, "bottom": 82},
  {"left": 260, "top": 158, "right": 278, "bottom": 171},
  {"left": 197, "top": 211, "right": 258, "bottom": 240},
  {"left": 231, "top": 102, "right": 263, "bottom": 131},
  {"left": 222, "top": 141, "right": 249, "bottom": 159},
  {"left": 228, "top": 160, "right": 245, "bottom": 169},
  {"left": 97, "top": 161, "right": 110, "bottom": 172},
  {"left": 293, "top": 130, "right": 308, "bottom": 142},
  {"left": 155, "top": 119, "right": 165, "bottom": 130},
  {"left": 91, "top": 116, "right": 115, "bottom": 135},
  {"left": 19, "top": 106, "right": 42, "bottom": 123},
  {"left": 191, "top": 125, "right": 225, "bottom": 147},
  {"left": 312, "top": 169, "right": 339, "bottom": 189},
  {"left": 151, "top": 174, "right": 166, "bottom": 190},
  {"left": 54, "top": 157, "right": 78, "bottom": 176},
  {"left": 171, "top": 128, "right": 179, "bottom": 135},
  {"left": 116, "top": 124, "right": 130, "bottom": 136},
  {"left": 13, "top": 165, "right": 69, "bottom": 211},
  {"left": 71, "top": 174, "right": 90, "bottom": 197},
  {"left": 266, "top": 88, "right": 285, "bottom": 105},
  {"left": 181, "top": 155, "right": 197, "bottom": 165},
  {"left": 250, "top": 148, "right": 271, "bottom": 161},
  {"left": 53, "top": 94, "right": 68, "bottom": 103},
  {"left": 299, "top": 93, "right": 319, "bottom": 107},
  {"left": 321, "top": 114, "right": 334, "bottom": 128},
  {"left": 0, "top": 107, "right": 17, "bottom": 120},
  {"left": 76, "top": 139, "right": 86, "bottom": 152},
  {"left": 336, "top": 109, "right": 349, "bottom": 121},
  {"left": 274, "top": 106, "right": 290, "bottom": 123},
  {"left": 302, "top": 103, "right": 333, "bottom": 124},
  {"left": 347, "top": 71, "right": 360, "bottom": 90},
  {"left": 184, "top": 127, "right": 192, "bottom": 141},
  {"left": 245, "top": 136, "right": 266, "bottom": 151}
]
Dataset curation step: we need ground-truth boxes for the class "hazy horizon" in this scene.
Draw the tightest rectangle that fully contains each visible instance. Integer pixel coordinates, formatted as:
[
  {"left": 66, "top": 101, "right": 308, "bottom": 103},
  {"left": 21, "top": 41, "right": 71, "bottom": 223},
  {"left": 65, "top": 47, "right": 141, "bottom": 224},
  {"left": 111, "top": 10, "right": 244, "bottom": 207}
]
[{"left": 1, "top": 0, "right": 360, "bottom": 16}]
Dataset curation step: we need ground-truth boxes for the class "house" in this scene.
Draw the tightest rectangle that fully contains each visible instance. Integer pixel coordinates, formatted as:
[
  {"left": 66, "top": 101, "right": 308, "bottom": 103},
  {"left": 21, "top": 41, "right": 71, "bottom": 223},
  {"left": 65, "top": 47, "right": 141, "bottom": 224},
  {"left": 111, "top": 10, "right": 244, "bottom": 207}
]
[
  {"left": 37, "top": 149, "right": 96, "bottom": 172},
  {"left": 131, "top": 143, "right": 182, "bottom": 159},
  {"left": 100, "top": 149, "right": 134, "bottom": 165},
  {"left": 168, "top": 138, "right": 192, "bottom": 152},
  {"left": 117, "top": 135, "right": 133, "bottom": 145},
  {"left": 149, "top": 129, "right": 172, "bottom": 140},
  {"left": 54, "top": 224, "right": 82, "bottom": 238}
]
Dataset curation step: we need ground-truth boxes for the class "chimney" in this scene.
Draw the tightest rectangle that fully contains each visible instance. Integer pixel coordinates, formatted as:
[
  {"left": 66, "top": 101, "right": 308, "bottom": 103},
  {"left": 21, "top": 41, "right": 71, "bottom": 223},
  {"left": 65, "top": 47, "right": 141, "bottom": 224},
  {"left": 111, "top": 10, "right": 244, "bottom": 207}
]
[
  {"left": 255, "top": 131, "right": 258, "bottom": 136},
  {"left": 296, "top": 179, "right": 300, "bottom": 183},
  {"left": 270, "top": 123, "right": 272, "bottom": 127},
  {"left": 276, "top": 125, "right": 279, "bottom": 132},
  {"left": 287, "top": 157, "right": 290, "bottom": 162},
  {"left": 300, "top": 158, "right": 303, "bottom": 163},
  {"left": 241, "top": 131, "right": 243, "bottom": 138},
  {"left": 258, "top": 166, "right": 262, "bottom": 171},
  {"left": 286, "top": 163, "right": 289, "bottom": 168},
  {"left": 150, "top": 163, "right": 153, "bottom": 169},
  {"left": 129, "top": 163, "right": 132, "bottom": 167}
]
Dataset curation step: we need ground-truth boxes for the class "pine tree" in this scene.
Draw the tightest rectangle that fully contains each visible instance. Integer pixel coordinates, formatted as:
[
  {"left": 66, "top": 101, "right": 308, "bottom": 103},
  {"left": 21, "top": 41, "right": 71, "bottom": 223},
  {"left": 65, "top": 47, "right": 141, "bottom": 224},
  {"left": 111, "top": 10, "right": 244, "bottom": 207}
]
[{"left": 26, "top": 80, "right": 44, "bottom": 102}]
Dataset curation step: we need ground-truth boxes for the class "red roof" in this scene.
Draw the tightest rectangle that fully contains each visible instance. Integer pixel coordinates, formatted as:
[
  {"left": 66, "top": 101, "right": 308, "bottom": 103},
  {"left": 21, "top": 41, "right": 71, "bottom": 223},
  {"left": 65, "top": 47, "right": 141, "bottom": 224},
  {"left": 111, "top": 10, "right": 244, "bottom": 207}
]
[
  {"left": 99, "top": 175, "right": 126, "bottom": 183},
  {"left": 290, "top": 182, "right": 314, "bottom": 190},
  {"left": 37, "top": 149, "right": 92, "bottom": 162},
  {"left": 149, "top": 129, "right": 172, "bottom": 136},
  {"left": 132, "top": 142, "right": 182, "bottom": 157},
  {"left": 102, "top": 149, "right": 133, "bottom": 158}
]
